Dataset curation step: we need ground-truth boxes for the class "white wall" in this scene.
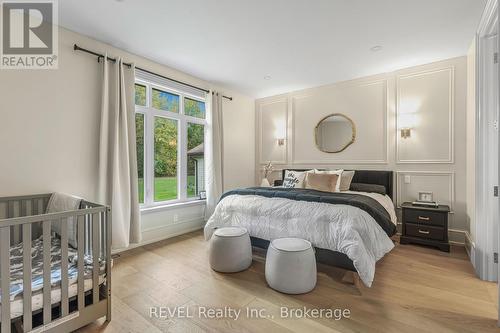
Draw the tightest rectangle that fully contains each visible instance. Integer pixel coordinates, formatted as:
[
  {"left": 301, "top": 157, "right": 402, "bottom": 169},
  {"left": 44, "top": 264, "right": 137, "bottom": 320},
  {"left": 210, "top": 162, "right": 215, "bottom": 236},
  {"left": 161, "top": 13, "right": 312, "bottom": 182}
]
[
  {"left": 0, "top": 27, "right": 255, "bottom": 247},
  {"left": 256, "top": 57, "right": 468, "bottom": 244},
  {"left": 222, "top": 92, "right": 255, "bottom": 191}
]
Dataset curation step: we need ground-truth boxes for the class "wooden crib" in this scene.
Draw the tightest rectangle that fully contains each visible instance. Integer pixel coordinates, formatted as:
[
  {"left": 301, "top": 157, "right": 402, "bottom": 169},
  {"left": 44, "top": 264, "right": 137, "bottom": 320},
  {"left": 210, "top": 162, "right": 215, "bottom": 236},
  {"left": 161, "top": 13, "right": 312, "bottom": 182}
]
[{"left": 0, "top": 194, "right": 111, "bottom": 333}]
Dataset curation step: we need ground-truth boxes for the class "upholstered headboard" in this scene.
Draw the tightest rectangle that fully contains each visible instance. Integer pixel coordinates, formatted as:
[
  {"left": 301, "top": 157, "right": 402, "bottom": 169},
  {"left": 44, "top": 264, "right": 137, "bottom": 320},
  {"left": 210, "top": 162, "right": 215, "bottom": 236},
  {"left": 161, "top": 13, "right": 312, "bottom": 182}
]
[{"left": 274, "top": 169, "right": 394, "bottom": 201}]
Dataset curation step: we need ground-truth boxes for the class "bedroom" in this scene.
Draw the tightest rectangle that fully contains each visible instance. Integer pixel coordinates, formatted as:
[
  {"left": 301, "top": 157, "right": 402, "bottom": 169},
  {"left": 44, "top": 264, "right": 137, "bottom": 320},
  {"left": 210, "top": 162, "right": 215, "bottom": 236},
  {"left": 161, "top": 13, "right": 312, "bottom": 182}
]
[{"left": 0, "top": 0, "right": 498, "bottom": 332}]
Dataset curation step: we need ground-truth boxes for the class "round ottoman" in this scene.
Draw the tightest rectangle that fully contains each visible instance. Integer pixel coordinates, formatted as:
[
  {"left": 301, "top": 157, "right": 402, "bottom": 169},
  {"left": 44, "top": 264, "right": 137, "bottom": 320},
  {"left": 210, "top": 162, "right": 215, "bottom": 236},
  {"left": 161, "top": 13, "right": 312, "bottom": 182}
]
[
  {"left": 265, "top": 238, "right": 317, "bottom": 294},
  {"left": 209, "top": 227, "right": 252, "bottom": 273}
]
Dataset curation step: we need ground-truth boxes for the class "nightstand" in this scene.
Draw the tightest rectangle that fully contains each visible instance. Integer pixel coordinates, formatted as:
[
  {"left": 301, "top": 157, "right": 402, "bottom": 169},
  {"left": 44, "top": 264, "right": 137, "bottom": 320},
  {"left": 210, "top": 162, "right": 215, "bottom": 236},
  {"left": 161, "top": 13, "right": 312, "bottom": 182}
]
[{"left": 400, "top": 202, "right": 450, "bottom": 252}]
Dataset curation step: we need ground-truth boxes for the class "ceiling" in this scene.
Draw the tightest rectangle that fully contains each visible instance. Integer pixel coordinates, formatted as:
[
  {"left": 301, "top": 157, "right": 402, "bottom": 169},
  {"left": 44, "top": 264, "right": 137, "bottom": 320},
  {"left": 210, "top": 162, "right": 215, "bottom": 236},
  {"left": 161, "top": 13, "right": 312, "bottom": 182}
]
[{"left": 59, "top": 0, "right": 486, "bottom": 98}]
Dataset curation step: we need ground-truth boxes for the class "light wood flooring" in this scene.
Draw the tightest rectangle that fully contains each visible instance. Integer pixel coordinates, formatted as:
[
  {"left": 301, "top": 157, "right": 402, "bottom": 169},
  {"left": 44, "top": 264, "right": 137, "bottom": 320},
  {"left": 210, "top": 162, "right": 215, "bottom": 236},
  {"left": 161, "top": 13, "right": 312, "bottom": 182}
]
[{"left": 78, "top": 231, "right": 498, "bottom": 333}]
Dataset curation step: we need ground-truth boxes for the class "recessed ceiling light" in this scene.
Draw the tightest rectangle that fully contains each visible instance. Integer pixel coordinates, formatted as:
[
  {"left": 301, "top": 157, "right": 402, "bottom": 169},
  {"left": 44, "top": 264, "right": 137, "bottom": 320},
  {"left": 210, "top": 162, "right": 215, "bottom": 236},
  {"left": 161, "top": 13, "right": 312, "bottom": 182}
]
[
  {"left": 264, "top": 75, "right": 272, "bottom": 80},
  {"left": 370, "top": 45, "right": 383, "bottom": 52}
]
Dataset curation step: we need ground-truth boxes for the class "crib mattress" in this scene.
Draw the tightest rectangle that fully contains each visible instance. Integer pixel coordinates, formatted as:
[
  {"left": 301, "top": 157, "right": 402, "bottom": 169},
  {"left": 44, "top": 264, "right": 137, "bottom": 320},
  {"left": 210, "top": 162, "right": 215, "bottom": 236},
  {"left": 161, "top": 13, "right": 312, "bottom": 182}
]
[
  {"left": 1, "top": 275, "right": 105, "bottom": 320},
  {"left": 0, "top": 235, "right": 106, "bottom": 320}
]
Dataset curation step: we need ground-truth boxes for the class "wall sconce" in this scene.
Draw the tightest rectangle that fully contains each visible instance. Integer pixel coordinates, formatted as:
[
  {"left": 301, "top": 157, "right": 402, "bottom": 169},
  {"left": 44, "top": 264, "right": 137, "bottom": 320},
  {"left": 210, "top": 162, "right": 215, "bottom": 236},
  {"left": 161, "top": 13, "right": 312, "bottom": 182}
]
[
  {"left": 277, "top": 138, "right": 285, "bottom": 146},
  {"left": 400, "top": 128, "right": 411, "bottom": 139},
  {"left": 398, "top": 109, "right": 417, "bottom": 140}
]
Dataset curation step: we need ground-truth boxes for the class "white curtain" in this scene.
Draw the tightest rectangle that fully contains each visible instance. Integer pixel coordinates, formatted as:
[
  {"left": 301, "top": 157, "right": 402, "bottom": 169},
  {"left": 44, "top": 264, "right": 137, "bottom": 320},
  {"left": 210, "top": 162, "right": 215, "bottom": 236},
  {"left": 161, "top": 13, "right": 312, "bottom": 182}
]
[
  {"left": 205, "top": 92, "right": 224, "bottom": 219},
  {"left": 98, "top": 55, "right": 141, "bottom": 249}
]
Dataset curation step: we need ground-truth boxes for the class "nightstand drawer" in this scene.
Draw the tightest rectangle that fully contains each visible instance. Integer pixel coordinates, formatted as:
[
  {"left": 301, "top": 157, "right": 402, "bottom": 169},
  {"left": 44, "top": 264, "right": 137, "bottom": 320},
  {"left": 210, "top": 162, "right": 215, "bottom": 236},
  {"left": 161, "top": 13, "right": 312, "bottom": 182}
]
[
  {"left": 406, "top": 223, "right": 445, "bottom": 241},
  {"left": 405, "top": 209, "right": 446, "bottom": 227}
]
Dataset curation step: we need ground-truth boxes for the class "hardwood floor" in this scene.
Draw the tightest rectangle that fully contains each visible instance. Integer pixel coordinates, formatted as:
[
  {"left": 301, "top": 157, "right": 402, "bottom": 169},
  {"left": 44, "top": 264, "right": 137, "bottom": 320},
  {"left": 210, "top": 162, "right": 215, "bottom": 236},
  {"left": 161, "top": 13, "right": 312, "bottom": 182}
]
[{"left": 78, "top": 231, "right": 498, "bottom": 333}]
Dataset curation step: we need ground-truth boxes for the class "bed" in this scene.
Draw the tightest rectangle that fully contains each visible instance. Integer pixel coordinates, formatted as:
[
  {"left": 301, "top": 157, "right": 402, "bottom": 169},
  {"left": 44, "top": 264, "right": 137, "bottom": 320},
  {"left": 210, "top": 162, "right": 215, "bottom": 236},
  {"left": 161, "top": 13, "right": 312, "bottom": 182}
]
[
  {"left": 204, "top": 170, "right": 397, "bottom": 287},
  {"left": 0, "top": 194, "right": 111, "bottom": 333}
]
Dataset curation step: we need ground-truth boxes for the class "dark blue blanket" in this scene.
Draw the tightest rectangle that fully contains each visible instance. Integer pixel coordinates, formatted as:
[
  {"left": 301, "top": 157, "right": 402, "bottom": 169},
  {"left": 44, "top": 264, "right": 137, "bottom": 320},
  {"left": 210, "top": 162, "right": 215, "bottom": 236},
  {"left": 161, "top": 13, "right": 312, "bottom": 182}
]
[{"left": 220, "top": 187, "right": 397, "bottom": 236}]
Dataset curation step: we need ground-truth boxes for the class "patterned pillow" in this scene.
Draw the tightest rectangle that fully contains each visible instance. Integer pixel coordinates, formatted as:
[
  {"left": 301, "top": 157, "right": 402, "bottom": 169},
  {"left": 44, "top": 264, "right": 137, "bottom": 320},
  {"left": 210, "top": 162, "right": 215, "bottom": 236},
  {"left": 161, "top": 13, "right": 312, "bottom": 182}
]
[{"left": 282, "top": 170, "right": 309, "bottom": 188}]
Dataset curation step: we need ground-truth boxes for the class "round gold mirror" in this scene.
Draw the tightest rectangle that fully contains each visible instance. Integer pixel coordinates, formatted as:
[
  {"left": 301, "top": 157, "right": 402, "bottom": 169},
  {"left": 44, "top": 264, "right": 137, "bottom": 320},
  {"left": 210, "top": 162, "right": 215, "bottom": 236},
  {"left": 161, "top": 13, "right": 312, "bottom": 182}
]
[{"left": 314, "top": 113, "right": 356, "bottom": 153}]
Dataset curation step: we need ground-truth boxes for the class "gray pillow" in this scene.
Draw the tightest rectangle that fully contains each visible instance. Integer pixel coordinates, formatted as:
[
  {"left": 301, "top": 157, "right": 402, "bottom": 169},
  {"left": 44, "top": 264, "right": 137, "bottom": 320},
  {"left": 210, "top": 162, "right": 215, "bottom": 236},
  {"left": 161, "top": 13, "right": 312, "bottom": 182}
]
[{"left": 349, "top": 183, "right": 387, "bottom": 195}]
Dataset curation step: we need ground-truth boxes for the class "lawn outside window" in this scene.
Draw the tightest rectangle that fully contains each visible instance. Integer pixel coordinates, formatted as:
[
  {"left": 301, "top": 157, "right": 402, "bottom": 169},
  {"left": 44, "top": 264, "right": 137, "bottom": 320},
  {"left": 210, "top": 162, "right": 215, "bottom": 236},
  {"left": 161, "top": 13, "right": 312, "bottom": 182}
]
[{"left": 135, "top": 79, "right": 207, "bottom": 209}]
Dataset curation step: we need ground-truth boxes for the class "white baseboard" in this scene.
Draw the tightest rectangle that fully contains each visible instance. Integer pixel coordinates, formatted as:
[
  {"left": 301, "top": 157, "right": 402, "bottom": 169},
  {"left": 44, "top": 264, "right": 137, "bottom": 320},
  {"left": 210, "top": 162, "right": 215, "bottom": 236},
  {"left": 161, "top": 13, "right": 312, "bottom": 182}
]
[
  {"left": 112, "top": 218, "right": 205, "bottom": 254},
  {"left": 448, "top": 228, "right": 467, "bottom": 246},
  {"left": 464, "top": 231, "right": 479, "bottom": 275}
]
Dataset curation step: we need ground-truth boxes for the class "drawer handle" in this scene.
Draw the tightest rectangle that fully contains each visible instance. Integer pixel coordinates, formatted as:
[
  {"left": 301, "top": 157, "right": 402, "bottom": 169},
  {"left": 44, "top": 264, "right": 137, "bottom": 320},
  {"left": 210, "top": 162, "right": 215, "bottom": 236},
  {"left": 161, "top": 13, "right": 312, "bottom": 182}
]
[
  {"left": 418, "top": 229, "right": 430, "bottom": 235},
  {"left": 418, "top": 216, "right": 430, "bottom": 221}
]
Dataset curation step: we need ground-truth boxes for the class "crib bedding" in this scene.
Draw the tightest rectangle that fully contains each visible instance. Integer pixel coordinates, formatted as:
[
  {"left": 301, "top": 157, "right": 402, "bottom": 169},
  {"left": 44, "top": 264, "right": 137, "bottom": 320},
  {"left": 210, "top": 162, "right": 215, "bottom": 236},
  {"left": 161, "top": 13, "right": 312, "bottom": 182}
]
[
  {"left": 0, "top": 235, "right": 105, "bottom": 303},
  {"left": 1, "top": 276, "right": 106, "bottom": 320},
  {"left": 0, "top": 193, "right": 110, "bottom": 331}
]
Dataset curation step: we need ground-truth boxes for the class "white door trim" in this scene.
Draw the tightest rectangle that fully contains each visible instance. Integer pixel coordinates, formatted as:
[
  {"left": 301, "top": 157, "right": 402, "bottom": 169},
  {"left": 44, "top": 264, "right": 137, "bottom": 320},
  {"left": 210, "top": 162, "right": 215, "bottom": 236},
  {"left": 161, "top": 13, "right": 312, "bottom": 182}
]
[{"left": 475, "top": 0, "right": 499, "bottom": 283}]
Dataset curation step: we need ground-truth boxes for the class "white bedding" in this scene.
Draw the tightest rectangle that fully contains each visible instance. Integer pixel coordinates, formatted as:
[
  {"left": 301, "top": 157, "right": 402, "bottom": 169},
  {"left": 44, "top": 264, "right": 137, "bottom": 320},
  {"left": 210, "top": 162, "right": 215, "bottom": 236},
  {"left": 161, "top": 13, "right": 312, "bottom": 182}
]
[
  {"left": 343, "top": 190, "right": 398, "bottom": 225},
  {"left": 204, "top": 191, "right": 397, "bottom": 287}
]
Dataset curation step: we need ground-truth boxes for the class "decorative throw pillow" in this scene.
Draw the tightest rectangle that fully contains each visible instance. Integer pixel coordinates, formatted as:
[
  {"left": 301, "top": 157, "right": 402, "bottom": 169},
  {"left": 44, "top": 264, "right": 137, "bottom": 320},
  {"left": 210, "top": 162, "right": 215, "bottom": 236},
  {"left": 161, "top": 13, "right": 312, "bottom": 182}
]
[
  {"left": 303, "top": 169, "right": 316, "bottom": 187},
  {"left": 282, "top": 170, "right": 308, "bottom": 188},
  {"left": 350, "top": 183, "right": 387, "bottom": 195},
  {"left": 305, "top": 173, "right": 340, "bottom": 192},
  {"left": 339, "top": 170, "right": 355, "bottom": 191},
  {"left": 314, "top": 169, "right": 343, "bottom": 191}
]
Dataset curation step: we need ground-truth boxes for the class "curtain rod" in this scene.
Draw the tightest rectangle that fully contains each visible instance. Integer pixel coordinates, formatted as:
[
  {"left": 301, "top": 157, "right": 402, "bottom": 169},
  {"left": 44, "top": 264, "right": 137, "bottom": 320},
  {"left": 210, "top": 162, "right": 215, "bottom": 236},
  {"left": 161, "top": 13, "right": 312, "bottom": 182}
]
[{"left": 73, "top": 44, "right": 233, "bottom": 101}]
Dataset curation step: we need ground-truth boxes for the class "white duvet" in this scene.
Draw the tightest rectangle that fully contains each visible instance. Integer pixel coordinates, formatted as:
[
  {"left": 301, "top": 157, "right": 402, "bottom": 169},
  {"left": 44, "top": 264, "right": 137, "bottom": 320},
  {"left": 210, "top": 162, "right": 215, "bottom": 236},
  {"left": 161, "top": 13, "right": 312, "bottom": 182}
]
[{"left": 204, "top": 191, "right": 397, "bottom": 287}]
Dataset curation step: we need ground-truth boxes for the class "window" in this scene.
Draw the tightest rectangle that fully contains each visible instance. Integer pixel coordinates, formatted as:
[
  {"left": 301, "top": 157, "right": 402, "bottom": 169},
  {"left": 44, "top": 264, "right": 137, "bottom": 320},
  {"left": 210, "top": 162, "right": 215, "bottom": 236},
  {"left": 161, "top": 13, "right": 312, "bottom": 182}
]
[
  {"left": 154, "top": 117, "right": 178, "bottom": 201},
  {"left": 135, "top": 84, "right": 146, "bottom": 106},
  {"left": 184, "top": 97, "right": 206, "bottom": 119},
  {"left": 135, "top": 113, "right": 145, "bottom": 203},
  {"left": 135, "top": 79, "right": 206, "bottom": 207},
  {"left": 187, "top": 123, "right": 204, "bottom": 197},
  {"left": 152, "top": 88, "right": 179, "bottom": 112}
]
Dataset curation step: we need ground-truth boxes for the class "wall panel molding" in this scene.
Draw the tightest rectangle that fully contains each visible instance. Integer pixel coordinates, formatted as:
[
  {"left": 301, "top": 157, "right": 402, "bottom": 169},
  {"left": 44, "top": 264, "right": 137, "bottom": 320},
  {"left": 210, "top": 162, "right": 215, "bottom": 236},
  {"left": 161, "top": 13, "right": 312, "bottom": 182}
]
[
  {"left": 290, "top": 79, "right": 389, "bottom": 165},
  {"left": 396, "top": 171, "right": 455, "bottom": 211},
  {"left": 255, "top": 57, "right": 467, "bottom": 240},
  {"left": 396, "top": 67, "right": 455, "bottom": 164},
  {"left": 257, "top": 97, "right": 288, "bottom": 164}
]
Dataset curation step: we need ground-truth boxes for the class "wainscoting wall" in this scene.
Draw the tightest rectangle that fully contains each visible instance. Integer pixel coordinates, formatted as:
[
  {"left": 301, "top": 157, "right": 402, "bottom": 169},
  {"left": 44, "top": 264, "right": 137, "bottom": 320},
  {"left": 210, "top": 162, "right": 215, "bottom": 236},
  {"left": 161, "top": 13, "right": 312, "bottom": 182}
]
[{"left": 255, "top": 56, "right": 468, "bottom": 244}]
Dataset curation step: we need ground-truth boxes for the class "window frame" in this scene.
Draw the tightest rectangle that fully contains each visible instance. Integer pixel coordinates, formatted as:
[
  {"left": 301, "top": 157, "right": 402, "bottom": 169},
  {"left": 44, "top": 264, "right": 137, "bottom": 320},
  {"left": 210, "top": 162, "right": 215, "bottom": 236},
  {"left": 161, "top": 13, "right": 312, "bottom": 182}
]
[{"left": 135, "top": 79, "right": 207, "bottom": 209}]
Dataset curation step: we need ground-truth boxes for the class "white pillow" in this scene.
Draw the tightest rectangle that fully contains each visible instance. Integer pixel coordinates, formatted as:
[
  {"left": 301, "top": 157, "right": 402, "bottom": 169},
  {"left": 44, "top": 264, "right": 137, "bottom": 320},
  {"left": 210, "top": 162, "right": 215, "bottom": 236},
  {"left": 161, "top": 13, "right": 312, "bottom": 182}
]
[
  {"left": 303, "top": 169, "right": 316, "bottom": 187},
  {"left": 314, "top": 169, "right": 343, "bottom": 191},
  {"left": 339, "top": 170, "right": 355, "bottom": 191},
  {"left": 282, "top": 170, "right": 309, "bottom": 188}
]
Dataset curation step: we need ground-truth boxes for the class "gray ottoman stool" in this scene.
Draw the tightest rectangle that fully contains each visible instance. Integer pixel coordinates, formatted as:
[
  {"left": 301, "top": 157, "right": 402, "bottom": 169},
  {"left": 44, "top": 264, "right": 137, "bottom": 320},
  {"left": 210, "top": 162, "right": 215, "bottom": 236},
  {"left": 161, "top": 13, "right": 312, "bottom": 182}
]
[
  {"left": 209, "top": 227, "right": 252, "bottom": 273},
  {"left": 265, "top": 238, "right": 317, "bottom": 294}
]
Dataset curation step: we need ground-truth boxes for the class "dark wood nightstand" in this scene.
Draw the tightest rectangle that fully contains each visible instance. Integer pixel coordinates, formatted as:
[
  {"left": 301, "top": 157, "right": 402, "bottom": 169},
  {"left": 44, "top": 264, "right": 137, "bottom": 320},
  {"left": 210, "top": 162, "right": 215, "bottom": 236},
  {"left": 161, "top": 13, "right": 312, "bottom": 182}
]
[{"left": 400, "top": 202, "right": 450, "bottom": 252}]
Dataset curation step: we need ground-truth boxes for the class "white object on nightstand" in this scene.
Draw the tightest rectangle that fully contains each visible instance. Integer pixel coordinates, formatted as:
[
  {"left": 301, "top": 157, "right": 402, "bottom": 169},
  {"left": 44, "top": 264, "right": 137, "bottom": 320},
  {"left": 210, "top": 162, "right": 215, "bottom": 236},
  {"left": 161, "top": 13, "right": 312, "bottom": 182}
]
[{"left": 265, "top": 238, "right": 317, "bottom": 294}]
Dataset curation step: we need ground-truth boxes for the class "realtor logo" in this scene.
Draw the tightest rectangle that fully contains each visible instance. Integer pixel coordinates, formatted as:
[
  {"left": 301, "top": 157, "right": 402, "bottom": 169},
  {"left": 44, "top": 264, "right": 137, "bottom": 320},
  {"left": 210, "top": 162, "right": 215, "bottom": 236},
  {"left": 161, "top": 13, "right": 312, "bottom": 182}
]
[{"left": 1, "top": 0, "right": 58, "bottom": 69}]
